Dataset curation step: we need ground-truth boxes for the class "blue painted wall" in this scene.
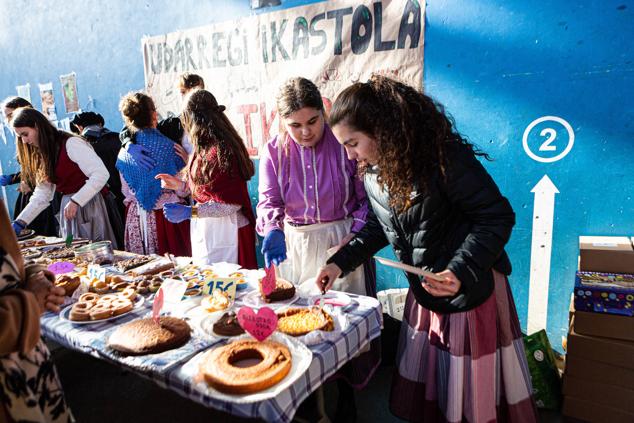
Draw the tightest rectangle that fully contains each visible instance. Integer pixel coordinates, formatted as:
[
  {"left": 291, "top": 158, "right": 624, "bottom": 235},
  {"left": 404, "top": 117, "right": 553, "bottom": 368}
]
[{"left": 1, "top": 0, "right": 632, "bottom": 348}]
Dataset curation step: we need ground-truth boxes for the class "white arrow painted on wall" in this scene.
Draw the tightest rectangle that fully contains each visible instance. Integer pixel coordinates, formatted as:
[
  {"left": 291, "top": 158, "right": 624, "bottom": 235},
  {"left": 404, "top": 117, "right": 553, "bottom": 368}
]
[{"left": 527, "top": 174, "right": 559, "bottom": 335}]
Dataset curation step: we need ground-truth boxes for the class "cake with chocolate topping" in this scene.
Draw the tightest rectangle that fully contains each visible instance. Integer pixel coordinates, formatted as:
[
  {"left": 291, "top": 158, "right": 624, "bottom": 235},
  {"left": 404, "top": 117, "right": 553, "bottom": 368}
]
[{"left": 259, "top": 277, "right": 295, "bottom": 303}]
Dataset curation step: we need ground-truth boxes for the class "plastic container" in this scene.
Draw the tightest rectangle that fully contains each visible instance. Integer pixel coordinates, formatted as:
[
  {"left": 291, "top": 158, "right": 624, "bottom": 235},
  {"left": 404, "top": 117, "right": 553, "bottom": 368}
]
[{"left": 74, "top": 241, "right": 114, "bottom": 265}]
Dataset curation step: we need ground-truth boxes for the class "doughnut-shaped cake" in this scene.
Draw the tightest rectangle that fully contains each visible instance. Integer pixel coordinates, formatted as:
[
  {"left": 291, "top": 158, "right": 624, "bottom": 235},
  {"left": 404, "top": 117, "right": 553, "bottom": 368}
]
[{"left": 201, "top": 339, "right": 291, "bottom": 394}]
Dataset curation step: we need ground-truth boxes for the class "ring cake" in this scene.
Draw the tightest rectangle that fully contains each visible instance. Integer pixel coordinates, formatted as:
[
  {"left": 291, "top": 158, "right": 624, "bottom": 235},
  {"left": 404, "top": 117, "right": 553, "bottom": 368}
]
[
  {"left": 277, "top": 307, "right": 334, "bottom": 336},
  {"left": 200, "top": 339, "right": 291, "bottom": 394},
  {"left": 259, "top": 277, "right": 296, "bottom": 303},
  {"left": 107, "top": 317, "right": 191, "bottom": 355}
]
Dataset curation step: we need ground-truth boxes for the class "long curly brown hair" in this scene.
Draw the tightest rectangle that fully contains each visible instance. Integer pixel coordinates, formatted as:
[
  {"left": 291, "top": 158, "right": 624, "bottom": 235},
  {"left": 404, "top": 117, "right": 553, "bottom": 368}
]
[
  {"left": 11, "top": 107, "right": 72, "bottom": 186},
  {"left": 181, "top": 89, "right": 254, "bottom": 187},
  {"left": 329, "top": 75, "right": 489, "bottom": 212}
]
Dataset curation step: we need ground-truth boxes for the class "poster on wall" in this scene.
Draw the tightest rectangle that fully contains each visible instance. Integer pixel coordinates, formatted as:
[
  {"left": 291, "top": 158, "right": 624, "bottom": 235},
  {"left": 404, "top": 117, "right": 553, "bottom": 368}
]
[
  {"left": 38, "top": 82, "right": 57, "bottom": 121},
  {"left": 59, "top": 72, "right": 80, "bottom": 113},
  {"left": 15, "top": 83, "right": 32, "bottom": 104},
  {"left": 142, "top": 0, "right": 425, "bottom": 156}
]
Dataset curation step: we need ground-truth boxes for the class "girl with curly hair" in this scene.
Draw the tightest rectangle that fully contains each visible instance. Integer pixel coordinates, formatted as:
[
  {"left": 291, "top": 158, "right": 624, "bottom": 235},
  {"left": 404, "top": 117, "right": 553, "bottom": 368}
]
[
  {"left": 156, "top": 89, "right": 257, "bottom": 268},
  {"left": 316, "top": 75, "right": 538, "bottom": 422}
]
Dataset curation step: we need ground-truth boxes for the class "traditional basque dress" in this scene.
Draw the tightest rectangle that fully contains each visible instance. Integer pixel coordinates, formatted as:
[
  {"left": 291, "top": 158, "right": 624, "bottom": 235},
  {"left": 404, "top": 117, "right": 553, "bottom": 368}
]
[
  {"left": 16, "top": 137, "right": 118, "bottom": 247},
  {"left": 256, "top": 125, "right": 379, "bottom": 388},
  {"left": 117, "top": 128, "right": 191, "bottom": 256},
  {"left": 187, "top": 147, "right": 257, "bottom": 269}
]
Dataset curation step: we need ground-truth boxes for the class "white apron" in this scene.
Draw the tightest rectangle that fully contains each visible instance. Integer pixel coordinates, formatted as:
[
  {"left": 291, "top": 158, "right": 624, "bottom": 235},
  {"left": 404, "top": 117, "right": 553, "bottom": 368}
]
[
  {"left": 278, "top": 218, "right": 366, "bottom": 295},
  {"left": 190, "top": 212, "right": 238, "bottom": 266}
]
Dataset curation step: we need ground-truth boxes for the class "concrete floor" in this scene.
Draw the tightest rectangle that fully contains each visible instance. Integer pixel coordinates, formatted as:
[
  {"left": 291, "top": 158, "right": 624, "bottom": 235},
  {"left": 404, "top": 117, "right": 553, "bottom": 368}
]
[{"left": 51, "top": 345, "right": 562, "bottom": 423}]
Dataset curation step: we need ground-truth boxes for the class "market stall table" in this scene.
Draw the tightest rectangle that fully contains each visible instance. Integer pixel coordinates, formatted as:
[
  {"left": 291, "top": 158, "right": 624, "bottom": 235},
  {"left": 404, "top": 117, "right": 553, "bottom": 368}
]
[{"left": 40, "top": 288, "right": 382, "bottom": 422}]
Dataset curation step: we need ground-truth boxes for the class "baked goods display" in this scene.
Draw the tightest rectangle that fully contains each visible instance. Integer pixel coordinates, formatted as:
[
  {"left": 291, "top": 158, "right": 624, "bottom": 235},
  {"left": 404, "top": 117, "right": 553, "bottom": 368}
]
[
  {"left": 259, "top": 277, "right": 296, "bottom": 303},
  {"left": 116, "top": 256, "right": 154, "bottom": 272},
  {"left": 276, "top": 307, "right": 334, "bottom": 336},
  {"left": 18, "top": 238, "right": 47, "bottom": 249},
  {"left": 212, "top": 312, "right": 245, "bottom": 337},
  {"left": 54, "top": 274, "right": 81, "bottom": 296},
  {"left": 128, "top": 258, "right": 175, "bottom": 276},
  {"left": 42, "top": 246, "right": 76, "bottom": 260},
  {"left": 200, "top": 339, "right": 291, "bottom": 394},
  {"left": 201, "top": 290, "right": 231, "bottom": 313},
  {"left": 68, "top": 291, "right": 136, "bottom": 321},
  {"left": 107, "top": 317, "right": 191, "bottom": 356}
]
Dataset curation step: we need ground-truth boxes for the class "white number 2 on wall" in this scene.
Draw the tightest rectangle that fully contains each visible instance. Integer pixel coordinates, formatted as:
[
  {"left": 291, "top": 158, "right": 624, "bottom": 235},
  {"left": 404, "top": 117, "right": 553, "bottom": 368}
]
[{"left": 523, "top": 116, "right": 574, "bottom": 163}]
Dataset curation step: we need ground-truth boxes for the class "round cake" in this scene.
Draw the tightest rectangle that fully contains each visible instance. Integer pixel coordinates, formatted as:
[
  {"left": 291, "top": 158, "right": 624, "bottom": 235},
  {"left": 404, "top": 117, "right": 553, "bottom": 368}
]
[
  {"left": 212, "top": 312, "right": 245, "bottom": 336},
  {"left": 277, "top": 307, "right": 334, "bottom": 336},
  {"left": 200, "top": 339, "right": 292, "bottom": 394},
  {"left": 259, "top": 277, "right": 296, "bottom": 303},
  {"left": 107, "top": 317, "right": 191, "bottom": 355}
]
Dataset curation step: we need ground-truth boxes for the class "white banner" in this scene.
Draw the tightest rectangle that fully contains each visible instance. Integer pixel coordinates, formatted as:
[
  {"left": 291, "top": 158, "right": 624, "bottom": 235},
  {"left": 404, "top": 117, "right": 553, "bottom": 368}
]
[{"left": 142, "top": 0, "right": 425, "bottom": 156}]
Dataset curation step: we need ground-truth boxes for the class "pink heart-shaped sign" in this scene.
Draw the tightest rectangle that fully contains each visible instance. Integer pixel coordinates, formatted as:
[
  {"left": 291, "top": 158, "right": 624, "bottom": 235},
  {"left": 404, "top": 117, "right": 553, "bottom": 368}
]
[
  {"left": 237, "top": 306, "right": 278, "bottom": 342},
  {"left": 261, "top": 265, "right": 277, "bottom": 296}
]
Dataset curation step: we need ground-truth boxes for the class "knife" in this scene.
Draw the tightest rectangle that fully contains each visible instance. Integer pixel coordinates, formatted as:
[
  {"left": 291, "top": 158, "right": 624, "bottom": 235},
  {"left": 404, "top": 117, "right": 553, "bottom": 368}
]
[{"left": 373, "top": 256, "right": 445, "bottom": 282}]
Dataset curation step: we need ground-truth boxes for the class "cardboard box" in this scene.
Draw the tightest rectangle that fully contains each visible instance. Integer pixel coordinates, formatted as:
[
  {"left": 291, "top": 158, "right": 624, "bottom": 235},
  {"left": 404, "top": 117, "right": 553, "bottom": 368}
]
[
  {"left": 574, "top": 271, "right": 634, "bottom": 316},
  {"left": 563, "top": 395, "right": 634, "bottom": 423},
  {"left": 566, "top": 355, "right": 634, "bottom": 390},
  {"left": 567, "top": 322, "right": 634, "bottom": 370},
  {"left": 579, "top": 236, "right": 634, "bottom": 274},
  {"left": 563, "top": 374, "right": 634, "bottom": 413},
  {"left": 574, "top": 308, "right": 634, "bottom": 342}
]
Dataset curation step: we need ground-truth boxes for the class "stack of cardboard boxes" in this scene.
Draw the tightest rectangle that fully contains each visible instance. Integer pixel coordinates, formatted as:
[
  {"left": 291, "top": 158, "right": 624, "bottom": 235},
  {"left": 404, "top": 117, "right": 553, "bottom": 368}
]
[{"left": 564, "top": 236, "right": 634, "bottom": 422}]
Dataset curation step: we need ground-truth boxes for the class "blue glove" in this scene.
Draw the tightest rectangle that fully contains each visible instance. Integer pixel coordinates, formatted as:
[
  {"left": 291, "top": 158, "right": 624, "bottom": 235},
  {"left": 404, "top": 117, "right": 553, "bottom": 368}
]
[
  {"left": 0, "top": 175, "right": 12, "bottom": 186},
  {"left": 127, "top": 143, "right": 156, "bottom": 171},
  {"left": 163, "top": 203, "right": 192, "bottom": 223},
  {"left": 261, "top": 229, "right": 287, "bottom": 268},
  {"left": 12, "top": 220, "right": 25, "bottom": 235}
]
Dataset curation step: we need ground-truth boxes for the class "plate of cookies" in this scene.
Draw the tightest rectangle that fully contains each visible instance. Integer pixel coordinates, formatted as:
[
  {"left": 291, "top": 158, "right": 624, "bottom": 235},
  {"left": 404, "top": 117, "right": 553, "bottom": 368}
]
[{"left": 60, "top": 290, "right": 145, "bottom": 324}]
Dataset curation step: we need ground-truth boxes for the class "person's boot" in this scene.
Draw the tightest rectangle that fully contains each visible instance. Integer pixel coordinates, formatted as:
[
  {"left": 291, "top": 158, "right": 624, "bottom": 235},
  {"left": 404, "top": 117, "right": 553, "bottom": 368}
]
[{"left": 334, "top": 380, "right": 357, "bottom": 423}]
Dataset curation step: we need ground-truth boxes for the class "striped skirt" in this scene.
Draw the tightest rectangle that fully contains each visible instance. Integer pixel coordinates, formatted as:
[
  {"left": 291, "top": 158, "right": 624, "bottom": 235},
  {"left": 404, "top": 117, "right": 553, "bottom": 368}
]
[{"left": 390, "top": 271, "right": 538, "bottom": 422}]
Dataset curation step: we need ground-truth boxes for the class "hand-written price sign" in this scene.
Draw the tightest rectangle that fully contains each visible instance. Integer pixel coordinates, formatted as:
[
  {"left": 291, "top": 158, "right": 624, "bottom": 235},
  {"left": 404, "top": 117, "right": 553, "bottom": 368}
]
[
  {"left": 261, "top": 265, "right": 277, "bottom": 296},
  {"left": 237, "top": 306, "right": 278, "bottom": 342},
  {"left": 203, "top": 277, "right": 238, "bottom": 302},
  {"left": 47, "top": 261, "right": 75, "bottom": 275},
  {"left": 152, "top": 287, "right": 164, "bottom": 325},
  {"left": 87, "top": 264, "right": 106, "bottom": 282}
]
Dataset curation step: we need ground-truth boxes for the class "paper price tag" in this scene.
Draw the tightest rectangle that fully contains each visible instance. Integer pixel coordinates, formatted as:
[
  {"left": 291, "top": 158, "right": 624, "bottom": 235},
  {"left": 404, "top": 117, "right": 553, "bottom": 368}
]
[
  {"left": 203, "top": 277, "right": 238, "bottom": 302},
  {"left": 87, "top": 264, "right": 106, "bottom": 282},
  {"left": 152, "top": 287, "right": 164, "bottom": 325},
  {"left": 160, "top": 278, "right": 188, "bottom": 311},
  {"left": 47, "top": 261, "right": 75, "bottom": 275},
  {"left": 237, "top": 306, "right": 278, "bottom": 342}
]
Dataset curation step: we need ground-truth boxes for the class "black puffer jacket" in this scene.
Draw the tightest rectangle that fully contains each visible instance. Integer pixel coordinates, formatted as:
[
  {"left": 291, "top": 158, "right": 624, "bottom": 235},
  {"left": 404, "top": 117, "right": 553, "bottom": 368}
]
[{"left": 329, "top": 142, "right": 515, "bottom": 313}]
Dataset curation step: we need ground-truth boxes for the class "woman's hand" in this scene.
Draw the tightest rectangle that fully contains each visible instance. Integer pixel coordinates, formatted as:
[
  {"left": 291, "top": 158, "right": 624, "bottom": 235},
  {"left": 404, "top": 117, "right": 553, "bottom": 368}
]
[
  {"left": 155, "top": 173, "right": 184, "bottom": 191},
  {"left": 174, "top": 143, "right": 189, "bottom": 164},
  {"left": 23, "top": 271, "right": 53, "bottom": 315},
  {"left": 423, "top": 269, "right": 462, "bottom": 297},
  {"left": 314, "top": 263, "right": 343, "bottom": 293},
  {"left": 63, "top": 201, "right": 79, "bottom": 220},
  {"left": 45, "top": 285, "right": 66, "bottom": 313}
]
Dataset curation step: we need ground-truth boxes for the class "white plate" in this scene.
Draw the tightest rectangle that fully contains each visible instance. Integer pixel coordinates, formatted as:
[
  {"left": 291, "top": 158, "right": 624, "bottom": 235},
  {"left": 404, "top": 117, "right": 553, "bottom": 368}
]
[
  {"left": 307, "top": 291, "right": 352, "bottom": 308},
  {"left": 241, "top": 289, "right": 300, "bottom": 309},
  {"left": 180, "top": 332, "right": 312, "bottom": 403},
  {"left": 185, "top": 302, "right": 234, "bottom": 320},
  {"left": 59, "top": 295, "right": 145, "bottom": 325},
  {"left": 194, "top": 310, "right": 244, "bottom": 339}
]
